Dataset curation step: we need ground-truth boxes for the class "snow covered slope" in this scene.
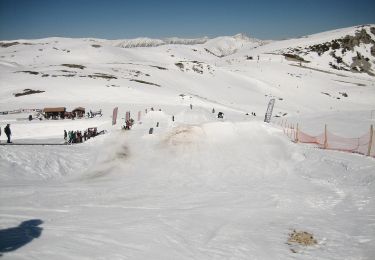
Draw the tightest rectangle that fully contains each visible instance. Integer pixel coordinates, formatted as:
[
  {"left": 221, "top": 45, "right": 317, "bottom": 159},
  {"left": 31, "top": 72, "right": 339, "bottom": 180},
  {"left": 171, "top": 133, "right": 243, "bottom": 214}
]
[
  {"left": 0, "top": 25, "right": 374, "bottom": 259},
  {"left": 237, "top": 24, "right": 375, "bottom": 76},
  {"left": 0, "top": 109, "right": 374, "bottom": 259},
  {"left": 1, "top": 26, "right": 374, "bottom": 118}
]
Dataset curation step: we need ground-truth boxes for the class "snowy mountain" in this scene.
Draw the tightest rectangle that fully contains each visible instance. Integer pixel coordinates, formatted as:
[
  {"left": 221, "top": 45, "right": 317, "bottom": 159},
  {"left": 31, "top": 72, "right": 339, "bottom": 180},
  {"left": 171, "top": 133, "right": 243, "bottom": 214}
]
[
  {"left": 110, "top": 34, "right": 265, "bottom": 58},
  {"left": 0, "top": 25, "right": 374, "bottom": 259},
  {"left": 251, "top": 24, "right": 375, "bottom": 76},
  {"left": 202, "top": 33, "right": 266, "bottom": 57},
  {"left": 111, "top": 36, "right": 209, "bottom": 48}
]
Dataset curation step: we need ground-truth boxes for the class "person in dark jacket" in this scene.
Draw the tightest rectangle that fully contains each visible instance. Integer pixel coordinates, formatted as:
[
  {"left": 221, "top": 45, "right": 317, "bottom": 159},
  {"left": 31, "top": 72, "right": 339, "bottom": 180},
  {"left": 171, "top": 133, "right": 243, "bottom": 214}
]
[{"left": 4, "top": 124, "right": 11, "bottom": 143}]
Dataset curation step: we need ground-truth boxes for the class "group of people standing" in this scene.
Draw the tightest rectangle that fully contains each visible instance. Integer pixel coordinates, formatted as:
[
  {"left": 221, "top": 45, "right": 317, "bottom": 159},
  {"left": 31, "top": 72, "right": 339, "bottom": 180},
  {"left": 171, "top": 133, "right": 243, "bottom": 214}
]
[
  {"left": 0, "top": 124, "right": 12, "bottom": 143},
  {"left": 64, "top": 129, "right": 96, "bottom": 144}
]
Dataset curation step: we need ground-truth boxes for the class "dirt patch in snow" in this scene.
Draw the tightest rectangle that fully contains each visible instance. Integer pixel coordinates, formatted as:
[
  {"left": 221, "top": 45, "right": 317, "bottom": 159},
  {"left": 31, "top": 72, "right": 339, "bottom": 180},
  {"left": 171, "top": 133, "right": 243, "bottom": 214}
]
[
  {"left": 163, "top": 126, "right": 205, "bottom": 146},
  {"left": 288, "top": 230, "right": 317, "bottom": 248}
]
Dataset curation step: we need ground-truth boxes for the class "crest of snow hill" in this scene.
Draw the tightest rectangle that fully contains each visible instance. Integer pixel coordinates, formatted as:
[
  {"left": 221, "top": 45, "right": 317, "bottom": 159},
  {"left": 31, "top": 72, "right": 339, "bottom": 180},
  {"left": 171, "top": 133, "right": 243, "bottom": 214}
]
[{"left": 0, "top": 25, "right": 374, "bottom": 76}]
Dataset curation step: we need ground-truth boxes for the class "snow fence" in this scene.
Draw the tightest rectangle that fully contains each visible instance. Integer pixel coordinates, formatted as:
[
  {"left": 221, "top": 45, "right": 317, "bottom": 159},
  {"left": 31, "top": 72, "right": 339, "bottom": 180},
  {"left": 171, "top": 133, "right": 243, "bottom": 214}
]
[{"left": 278, "top": 121, "right": 375, "bottom": 158}]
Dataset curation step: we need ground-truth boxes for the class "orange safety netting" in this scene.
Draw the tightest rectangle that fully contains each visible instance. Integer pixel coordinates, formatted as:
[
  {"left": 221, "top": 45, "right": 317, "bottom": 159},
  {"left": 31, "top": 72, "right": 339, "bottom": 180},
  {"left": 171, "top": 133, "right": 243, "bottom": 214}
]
[{"left": 280, "top": 122, "right": 375, "bottom": 158}]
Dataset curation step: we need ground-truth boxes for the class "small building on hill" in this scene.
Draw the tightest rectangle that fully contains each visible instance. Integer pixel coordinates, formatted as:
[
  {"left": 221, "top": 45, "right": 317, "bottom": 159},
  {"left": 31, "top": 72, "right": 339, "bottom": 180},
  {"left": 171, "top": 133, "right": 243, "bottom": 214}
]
[
  {"left": 43, "top": 107, "right": 66, "bottom": 119},
  {"left": 72, "top": 107, "right": 85, "bottom": 118}
]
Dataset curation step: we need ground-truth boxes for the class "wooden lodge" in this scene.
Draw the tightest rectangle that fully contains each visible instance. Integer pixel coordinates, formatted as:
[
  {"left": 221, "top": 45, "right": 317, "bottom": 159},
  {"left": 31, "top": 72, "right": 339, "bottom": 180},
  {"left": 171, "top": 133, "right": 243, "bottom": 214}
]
[
  {"left": 43, "top": 107, "right": 66, "bottom": 119},
  {"left": 72, "top": 107, "right": 85, "bottom": 118}
]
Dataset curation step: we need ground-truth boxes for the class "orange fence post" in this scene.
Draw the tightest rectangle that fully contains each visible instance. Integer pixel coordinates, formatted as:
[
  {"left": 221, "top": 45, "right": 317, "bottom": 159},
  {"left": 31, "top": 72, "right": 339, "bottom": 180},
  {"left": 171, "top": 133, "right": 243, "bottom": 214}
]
[
  {"left": 296, "top": 123, "right": 299, "bottom": 142},
  {"left": 368, "top": 124, "right": 374, "bottom": 156},
  {"left": 290, "top": 124, "right": 293, "bottom": 140},
  {"left": 324, "top": 124, "right": 328, "bottom": 149},
  {"left": 291, "top": 125, "right": 293, "bottom": 140}
]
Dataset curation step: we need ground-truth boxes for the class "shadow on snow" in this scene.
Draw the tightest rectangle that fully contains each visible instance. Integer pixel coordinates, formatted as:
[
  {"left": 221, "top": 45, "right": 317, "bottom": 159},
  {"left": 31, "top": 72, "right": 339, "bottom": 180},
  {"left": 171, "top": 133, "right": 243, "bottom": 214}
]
[{"left": 0, "top": 219, "right": 43, "bottom": 256}]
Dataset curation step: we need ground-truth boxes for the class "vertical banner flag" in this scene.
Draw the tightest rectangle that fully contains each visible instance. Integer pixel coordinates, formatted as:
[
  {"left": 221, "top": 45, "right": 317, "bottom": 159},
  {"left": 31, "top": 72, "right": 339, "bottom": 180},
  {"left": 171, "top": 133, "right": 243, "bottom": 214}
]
[
  {"left": 112, "top": 107, "right": 118, "bottom": 125},
  {"left": 264, "top": 98, "right": 275, "bottom": 123}
]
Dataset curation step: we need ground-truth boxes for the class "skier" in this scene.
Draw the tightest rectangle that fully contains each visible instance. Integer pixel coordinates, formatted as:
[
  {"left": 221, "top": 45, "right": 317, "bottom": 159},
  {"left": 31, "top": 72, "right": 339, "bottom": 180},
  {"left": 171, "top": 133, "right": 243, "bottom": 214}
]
[
  {"left": 4, "top": 124, "right": 11, "bottom": 143},
  {"left": 217, "top": 112, "right": 224, "bottom": 119},
  {"left": 64, "top": 130, "right": 67, "bottom": 141}
]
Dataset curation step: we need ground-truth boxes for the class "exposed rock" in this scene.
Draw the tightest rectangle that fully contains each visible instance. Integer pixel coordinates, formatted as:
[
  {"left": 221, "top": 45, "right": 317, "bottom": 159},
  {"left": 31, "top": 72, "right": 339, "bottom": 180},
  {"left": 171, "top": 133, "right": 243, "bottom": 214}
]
[
  {"left": 175, "top": 62, "right": 184, "bottom": 70},
  {"left": 17, "top": 70, "right": 39, "bottom": 75},
  {"left": 283, "top": 53, "right": 309, "bottom": 63},
  {"left": 14, "top": 89, "right": 45, "bottom": 97},
  {"left": 86, "top": 73, "right": 117, "bottom": 80},
  {"left": 130, "top": 79, "right": 160, "bottom": 87},
  {"left": 61, "top": 64, "right": 86, "bottom": 70}
]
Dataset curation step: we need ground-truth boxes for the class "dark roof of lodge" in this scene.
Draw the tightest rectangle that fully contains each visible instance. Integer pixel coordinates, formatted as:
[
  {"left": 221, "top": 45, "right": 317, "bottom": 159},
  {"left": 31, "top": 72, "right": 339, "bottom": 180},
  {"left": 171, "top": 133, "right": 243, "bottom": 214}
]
[
  {"left": 43, "top": 107, "right": 66, "bottom": 113},
  {"left": 72, "top": 107, "right": 85, "bottom": 112}
]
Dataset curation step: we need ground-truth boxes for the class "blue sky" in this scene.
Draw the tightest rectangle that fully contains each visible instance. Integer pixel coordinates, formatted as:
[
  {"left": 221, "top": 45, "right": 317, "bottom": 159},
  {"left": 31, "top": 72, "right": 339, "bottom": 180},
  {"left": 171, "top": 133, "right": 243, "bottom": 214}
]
[{"left": 0, "top": 0, "right": 374, "bottom": 40}]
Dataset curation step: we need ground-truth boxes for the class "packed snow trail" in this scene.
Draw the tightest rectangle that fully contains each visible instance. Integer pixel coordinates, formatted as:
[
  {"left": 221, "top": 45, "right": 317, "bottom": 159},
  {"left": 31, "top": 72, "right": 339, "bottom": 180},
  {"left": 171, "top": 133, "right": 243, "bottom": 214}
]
[{"left": 1, "top": 114, "right": 374, "bottom": 259}]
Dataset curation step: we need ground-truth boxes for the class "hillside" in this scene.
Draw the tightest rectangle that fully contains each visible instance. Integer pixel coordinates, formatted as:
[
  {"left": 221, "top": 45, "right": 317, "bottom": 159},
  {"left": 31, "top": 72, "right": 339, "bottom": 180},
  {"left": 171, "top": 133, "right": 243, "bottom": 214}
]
[
  {"left": 0, "top": 25, "right": 374, "bottom": 259},
  {"left": 0, "top": 25, "right": 374, "bottom": 117},
  {"left": 238, "top": 24, "right": 375, "bottom": 76}
]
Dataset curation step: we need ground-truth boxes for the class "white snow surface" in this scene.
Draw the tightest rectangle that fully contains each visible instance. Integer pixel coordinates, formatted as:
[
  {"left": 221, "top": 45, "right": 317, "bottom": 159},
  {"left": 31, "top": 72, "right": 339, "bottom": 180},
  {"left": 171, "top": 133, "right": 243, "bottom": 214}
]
[{"left": 0, "top": 25, "right": 375, "bottom": 259}]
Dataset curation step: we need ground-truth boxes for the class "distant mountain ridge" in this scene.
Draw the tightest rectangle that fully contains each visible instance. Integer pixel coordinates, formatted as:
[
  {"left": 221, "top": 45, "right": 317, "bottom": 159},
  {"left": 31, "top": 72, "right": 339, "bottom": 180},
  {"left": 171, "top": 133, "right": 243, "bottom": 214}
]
[
  {"left": 110, "top": 36, "right": 209, "bottom": 48},
  {"left": 0, "top": 25, "right": 374, "bottom": 75},
  {"left": 109, "top": 33, "right": 264, "bottom": 48}
]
